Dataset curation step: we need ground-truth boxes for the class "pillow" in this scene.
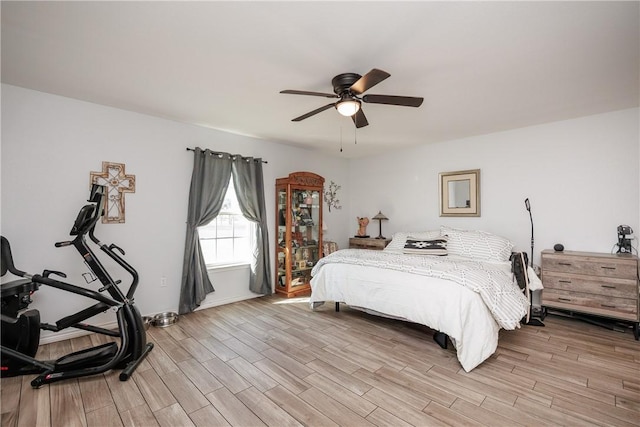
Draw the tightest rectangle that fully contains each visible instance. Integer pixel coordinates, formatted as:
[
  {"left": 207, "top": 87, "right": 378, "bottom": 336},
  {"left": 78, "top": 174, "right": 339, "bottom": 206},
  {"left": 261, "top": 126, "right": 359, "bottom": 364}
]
[
  {"left": 384, "top": 230, "right": 441, "bottom": 253},
  {"left": 403, "top": 236, "right": 448, "bottom": 256},
  {"left": 440, "top": 226, "right": 513, "bottom": 262}
]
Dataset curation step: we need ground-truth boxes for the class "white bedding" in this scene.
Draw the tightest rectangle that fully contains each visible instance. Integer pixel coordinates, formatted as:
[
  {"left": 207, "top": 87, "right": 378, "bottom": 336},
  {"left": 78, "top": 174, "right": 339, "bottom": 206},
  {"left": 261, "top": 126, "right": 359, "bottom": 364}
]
[{"left": 309, "top": 249, "right": 542, "bottom": 371}]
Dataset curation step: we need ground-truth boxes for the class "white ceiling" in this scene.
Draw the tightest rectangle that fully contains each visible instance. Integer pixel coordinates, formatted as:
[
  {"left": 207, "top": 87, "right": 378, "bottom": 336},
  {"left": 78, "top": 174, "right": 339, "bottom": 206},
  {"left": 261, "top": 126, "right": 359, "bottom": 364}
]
[{"left": 2, "top": 1, "right": 638, "bottom": 158}]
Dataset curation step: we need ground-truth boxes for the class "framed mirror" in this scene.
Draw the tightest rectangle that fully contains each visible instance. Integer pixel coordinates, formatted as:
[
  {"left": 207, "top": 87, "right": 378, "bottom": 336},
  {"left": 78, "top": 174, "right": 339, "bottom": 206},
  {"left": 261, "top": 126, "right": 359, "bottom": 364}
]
[{"left": 439, "top": 169, "right": 480, "bottom": 217}]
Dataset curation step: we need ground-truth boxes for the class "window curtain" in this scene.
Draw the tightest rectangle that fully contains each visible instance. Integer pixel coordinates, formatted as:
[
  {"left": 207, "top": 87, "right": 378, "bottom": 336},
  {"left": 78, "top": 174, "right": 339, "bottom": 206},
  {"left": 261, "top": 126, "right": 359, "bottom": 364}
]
[
  {"left": 231, "top": 157, "right": 272, "bottom": 295},
  {"left": 179, "top": 148, "right": 232, "bottom": 314}
]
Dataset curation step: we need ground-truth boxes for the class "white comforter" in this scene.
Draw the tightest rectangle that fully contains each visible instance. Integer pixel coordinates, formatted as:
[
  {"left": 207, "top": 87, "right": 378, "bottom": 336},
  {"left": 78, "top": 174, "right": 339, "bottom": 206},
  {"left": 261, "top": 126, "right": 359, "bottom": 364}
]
[{"left": 309, "top": 249, "right": 541, "bottom": 371}]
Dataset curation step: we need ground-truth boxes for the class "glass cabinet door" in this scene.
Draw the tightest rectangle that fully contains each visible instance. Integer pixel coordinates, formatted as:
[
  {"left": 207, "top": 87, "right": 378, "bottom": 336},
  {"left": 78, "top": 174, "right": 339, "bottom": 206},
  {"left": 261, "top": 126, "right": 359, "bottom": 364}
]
[
  {"left": 275, "top": 172, "right": 324, "bottom": 297},
  {"left": 289, "top": 188, "right": 320, "bottom": 289}
]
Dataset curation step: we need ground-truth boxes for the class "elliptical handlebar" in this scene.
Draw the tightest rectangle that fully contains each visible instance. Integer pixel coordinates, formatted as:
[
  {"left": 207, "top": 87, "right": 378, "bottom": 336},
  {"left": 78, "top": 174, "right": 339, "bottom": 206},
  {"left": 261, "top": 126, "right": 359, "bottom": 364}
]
[
  {"left": 89, "top": 227, "right": 140, "bottom": 300},
  {"left": 42, "top": 270, "right": 67, "bottom": 279}
]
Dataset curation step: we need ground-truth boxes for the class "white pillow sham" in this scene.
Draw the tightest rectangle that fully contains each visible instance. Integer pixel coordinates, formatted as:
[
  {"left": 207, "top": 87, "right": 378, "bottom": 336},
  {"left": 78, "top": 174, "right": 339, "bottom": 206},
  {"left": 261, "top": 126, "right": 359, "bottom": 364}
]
[{"left": 440, "top": 226, "right": 513, "bottom": 262}]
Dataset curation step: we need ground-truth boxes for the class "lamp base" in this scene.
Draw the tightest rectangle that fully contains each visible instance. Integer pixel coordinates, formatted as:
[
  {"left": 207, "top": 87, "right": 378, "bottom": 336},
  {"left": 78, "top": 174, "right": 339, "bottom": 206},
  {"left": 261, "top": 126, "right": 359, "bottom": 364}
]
[{"left": 375, "top": 220, "right": 386, "bottom": 241}]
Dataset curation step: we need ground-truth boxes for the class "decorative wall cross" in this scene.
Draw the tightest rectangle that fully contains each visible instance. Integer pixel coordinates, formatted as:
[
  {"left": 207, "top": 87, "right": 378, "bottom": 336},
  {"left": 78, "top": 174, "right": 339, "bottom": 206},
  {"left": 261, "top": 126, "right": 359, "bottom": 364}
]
[{"left": 90, "top": 162, "right": 136, "bottom": 223}]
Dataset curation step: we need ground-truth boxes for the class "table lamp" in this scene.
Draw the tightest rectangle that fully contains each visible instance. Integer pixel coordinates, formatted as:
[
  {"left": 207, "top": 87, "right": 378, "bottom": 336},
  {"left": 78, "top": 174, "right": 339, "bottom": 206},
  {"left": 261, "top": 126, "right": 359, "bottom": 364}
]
[{"left": 372, "top": 211, "right": 389, "bottom": 239}]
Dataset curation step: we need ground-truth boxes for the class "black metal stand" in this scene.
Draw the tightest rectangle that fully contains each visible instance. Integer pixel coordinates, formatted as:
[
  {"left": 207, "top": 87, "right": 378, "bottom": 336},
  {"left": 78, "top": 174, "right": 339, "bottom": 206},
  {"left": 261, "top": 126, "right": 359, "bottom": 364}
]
[
  {"left": 524, "top": 198, "right": 544, "bottom": 327},
  {"left": 526, "top": 317, "right": 545, "bottom": 327}
]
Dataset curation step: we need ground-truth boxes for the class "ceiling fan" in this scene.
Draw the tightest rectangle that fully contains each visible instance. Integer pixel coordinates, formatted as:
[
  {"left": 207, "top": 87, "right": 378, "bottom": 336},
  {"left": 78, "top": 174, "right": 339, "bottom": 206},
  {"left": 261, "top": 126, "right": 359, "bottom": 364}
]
[{"left": 280, "top": 68, "right": 424, "bottom": 128}]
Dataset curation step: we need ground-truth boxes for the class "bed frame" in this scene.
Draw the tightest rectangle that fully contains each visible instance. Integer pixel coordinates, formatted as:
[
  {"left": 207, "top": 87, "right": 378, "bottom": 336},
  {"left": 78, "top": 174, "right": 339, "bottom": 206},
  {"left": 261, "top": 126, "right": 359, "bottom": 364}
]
[{"left": 332, "top": 301, "right": 450, "bottom": 349}]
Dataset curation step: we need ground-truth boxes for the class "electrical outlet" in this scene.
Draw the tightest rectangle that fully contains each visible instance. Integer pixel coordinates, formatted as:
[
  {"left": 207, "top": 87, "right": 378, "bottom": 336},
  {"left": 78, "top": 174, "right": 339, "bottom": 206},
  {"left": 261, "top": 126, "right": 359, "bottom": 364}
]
[{"left": 160, "top": 277, "right": 167, "bottom": 287}]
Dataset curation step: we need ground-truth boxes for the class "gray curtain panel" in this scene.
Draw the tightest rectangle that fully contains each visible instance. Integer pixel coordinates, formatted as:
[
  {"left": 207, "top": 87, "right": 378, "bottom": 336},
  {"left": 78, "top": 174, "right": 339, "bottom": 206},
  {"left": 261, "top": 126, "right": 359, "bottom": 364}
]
[
  {"left": 179, "top": 148, "right": 232, "bottom": 314},
  {"left": 232, "top": 157, "right": 272, "bottom": 295}
]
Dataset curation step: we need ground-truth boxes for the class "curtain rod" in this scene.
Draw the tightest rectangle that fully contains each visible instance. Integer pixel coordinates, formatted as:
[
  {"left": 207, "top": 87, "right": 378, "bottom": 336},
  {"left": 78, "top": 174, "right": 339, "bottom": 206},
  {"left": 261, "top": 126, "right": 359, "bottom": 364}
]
[{"left": 186, "top": 147, "right": 267, "bottom": 163}]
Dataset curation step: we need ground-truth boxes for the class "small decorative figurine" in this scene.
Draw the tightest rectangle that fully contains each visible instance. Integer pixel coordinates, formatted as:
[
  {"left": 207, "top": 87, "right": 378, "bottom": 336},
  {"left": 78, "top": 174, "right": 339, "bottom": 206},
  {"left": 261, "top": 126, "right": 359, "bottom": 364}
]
[{"left": 356, "top": 217, "right": 370, "bottom": 237}]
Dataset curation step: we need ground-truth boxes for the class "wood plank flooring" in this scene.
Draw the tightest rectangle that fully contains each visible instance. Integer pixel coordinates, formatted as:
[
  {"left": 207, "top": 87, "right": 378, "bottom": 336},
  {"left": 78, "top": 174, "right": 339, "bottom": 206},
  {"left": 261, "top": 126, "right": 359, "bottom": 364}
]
[{"left": 1, "top": 295, "right": 639, "bottom": 426}]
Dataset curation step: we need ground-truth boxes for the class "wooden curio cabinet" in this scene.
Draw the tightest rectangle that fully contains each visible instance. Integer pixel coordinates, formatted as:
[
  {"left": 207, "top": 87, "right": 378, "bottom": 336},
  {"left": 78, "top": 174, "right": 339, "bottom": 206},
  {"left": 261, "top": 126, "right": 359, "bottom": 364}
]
[{"left": 275, "top": 172, "right": 324, "bottom": 297}]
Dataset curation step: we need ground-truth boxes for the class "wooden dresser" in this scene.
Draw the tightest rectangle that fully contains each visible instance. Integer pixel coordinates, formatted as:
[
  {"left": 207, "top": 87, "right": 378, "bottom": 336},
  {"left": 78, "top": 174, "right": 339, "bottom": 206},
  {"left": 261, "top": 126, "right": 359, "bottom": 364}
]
[
  {"left": 541, "top": 249, "right": 639, "bottom": 338},
  {"left": 348, "top": 237, "right": 391, "bottom": 250}
]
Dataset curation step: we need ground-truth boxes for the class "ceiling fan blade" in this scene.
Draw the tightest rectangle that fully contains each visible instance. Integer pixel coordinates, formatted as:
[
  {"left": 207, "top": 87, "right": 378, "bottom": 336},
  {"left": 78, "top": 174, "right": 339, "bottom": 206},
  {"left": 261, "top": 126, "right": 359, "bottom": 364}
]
[
  {"left": 363, "top": 94, "right": 424, "bottom": 107},
  {"left": 350, "top": 69, "right": 391, "bottom": 95},
  {"left": 280, "top": 90, "right": 338, "bottom": 98},
  {"left": 291, "top": 103, "right": 336, "bottom": 122},
  {"left": 351, "top": 109, "right": 369, "bottom": 128}
]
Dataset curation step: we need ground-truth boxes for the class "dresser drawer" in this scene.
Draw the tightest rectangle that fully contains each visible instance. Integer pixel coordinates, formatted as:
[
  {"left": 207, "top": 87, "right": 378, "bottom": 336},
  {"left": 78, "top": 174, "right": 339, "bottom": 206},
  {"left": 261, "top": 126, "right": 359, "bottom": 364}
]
[
  {"left": 542, "top": 271, "right": 638, "bottom": 299},
  {"left": 542, "top": 252, "right": 637, "bottom": 279},
  {"left": 542, "top": 289, "right": 638, "bottom": 321}
]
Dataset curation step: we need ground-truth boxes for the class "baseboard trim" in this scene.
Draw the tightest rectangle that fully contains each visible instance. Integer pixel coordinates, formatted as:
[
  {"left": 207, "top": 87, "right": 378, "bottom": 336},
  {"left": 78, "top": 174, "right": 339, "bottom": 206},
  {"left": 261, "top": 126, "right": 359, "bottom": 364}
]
[{"left": 195, "top": 294, "right": 262, "bottom": 312}]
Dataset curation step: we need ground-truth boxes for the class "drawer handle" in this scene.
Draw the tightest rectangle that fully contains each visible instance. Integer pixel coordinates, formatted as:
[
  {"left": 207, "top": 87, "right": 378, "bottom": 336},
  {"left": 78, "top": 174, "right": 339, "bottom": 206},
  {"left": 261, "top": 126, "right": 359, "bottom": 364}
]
[
  {"left": 558, "top": 262, "right": 572, "bottom": 266},
  {"left": 601, "top": 266, "right": 616, "bottom": 271},
  {"left": 601, "top": 285, "right": 616, "bottom": 289},
  {"left": 559, "top": 280, "right": 572, "bottom": 284},
  {"left": 601, "top": 304, "right": 616, "bottom": 308},
  {"left": 558, "top": 297, "right": 572, "bottom": 302}
]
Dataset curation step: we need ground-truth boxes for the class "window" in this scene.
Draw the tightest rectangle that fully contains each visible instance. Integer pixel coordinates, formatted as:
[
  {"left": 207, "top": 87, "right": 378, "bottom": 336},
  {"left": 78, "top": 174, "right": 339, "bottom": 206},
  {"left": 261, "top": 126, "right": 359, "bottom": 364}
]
[{"left": 198, "top": 177, "right": 253, "bottom": 267}]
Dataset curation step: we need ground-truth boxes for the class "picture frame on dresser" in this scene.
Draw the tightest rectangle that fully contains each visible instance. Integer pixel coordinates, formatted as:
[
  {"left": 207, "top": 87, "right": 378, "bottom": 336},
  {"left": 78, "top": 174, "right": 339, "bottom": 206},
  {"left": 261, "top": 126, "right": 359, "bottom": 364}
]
[{"left": 540, "top": 249, "right": 639, "bottom": 340}]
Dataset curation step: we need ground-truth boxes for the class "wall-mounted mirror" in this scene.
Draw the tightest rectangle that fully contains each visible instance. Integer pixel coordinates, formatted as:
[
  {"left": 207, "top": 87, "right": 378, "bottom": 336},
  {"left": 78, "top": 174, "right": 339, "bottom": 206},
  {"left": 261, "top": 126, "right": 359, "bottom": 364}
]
[{"left": 439, "top": 169, "right": 480, "bottom": 217}]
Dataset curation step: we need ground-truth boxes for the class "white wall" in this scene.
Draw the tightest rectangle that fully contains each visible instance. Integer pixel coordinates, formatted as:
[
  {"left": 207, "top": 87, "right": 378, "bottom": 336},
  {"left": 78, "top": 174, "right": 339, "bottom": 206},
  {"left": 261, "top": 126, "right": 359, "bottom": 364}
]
[
  {"left": 1, "top": 84, "right": 351, "bottom": 341},
  {"left": 348, "top": 108, "right": 639, "bottom": 268},
  {"left": 3, "top": 84, "right": 638, "bottom": 343}
]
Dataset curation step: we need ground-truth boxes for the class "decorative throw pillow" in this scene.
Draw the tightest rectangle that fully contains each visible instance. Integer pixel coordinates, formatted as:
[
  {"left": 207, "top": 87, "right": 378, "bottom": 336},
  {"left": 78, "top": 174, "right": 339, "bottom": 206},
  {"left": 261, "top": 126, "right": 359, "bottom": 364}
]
[
  {"left": 440, "top": 226, "right": 513, "bottom": 262},
  {"left": 383, "top": 230, "right": 441, "bottom": 253},
  {"left": 403, "top": 236, "right": 448, "bottom": 256}
]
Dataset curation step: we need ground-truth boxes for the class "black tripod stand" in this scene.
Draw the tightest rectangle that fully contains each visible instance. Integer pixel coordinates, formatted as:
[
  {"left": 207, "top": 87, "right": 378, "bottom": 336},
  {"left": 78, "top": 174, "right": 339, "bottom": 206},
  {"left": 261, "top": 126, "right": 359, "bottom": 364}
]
[{"left": 524, "top": 198, "right": 544, "bottom": 326}]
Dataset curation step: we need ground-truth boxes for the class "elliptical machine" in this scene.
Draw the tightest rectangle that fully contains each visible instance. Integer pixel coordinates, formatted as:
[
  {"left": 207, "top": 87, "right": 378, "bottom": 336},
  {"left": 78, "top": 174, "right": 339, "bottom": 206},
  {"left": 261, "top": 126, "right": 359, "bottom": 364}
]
[{"left": 1, "top": 184, "right": 153, "bottom": 387}]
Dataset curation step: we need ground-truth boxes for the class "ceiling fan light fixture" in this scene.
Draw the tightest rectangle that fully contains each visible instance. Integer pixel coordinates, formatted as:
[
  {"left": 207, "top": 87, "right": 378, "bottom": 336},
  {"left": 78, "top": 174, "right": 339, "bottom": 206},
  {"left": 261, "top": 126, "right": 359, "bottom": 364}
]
[{"left": 335, "top": 99, "right": 361, "bottom": 117}]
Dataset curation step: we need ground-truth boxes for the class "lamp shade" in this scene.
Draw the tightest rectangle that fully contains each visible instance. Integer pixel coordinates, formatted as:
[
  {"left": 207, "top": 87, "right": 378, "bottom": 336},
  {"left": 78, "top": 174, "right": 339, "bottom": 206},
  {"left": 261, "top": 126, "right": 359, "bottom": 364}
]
[
  {"left": 372, "top": 211, "right": 388, "bottom": 221},
  {"left": 335, "top": 99, "right": 361, "bottom": 117}
]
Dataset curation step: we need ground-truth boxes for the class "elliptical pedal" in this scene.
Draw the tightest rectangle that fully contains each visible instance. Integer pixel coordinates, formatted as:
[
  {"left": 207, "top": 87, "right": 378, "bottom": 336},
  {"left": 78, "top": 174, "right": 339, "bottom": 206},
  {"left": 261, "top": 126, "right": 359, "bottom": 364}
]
[{"left": 54, "top": 342, "right": 118, "bottom": 370}]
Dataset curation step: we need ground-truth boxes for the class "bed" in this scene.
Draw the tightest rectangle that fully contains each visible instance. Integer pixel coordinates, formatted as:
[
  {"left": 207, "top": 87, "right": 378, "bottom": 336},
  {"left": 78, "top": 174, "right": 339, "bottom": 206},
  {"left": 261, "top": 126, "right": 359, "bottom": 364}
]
[{"left": 309, "top": 226, "right": 543, "bottom": 372}]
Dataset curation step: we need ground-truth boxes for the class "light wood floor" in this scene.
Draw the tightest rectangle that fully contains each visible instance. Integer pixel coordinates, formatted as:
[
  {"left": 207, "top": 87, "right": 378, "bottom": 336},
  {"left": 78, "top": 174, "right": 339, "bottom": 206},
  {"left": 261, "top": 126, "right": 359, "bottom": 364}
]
[{"left": 1, "top": 295, "right": 639, "bottom": 427}]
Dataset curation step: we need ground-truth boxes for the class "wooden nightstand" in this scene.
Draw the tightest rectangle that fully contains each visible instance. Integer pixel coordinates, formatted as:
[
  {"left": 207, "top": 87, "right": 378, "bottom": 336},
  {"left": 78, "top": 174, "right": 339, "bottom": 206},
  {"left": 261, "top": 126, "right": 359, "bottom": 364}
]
[
  {"left": 541, "top": 249, "right": 639, "bottom": 339},
  {"left": 349, "top": 237, "right": 391, "bottom": 250}
]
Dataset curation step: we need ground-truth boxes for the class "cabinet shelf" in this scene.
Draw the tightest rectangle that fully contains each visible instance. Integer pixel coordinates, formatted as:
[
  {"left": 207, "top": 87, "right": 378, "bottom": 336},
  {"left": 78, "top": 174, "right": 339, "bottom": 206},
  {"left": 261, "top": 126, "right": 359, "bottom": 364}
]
[{"left": 275, "top": 172, "right": 324, "bottom": 298}]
